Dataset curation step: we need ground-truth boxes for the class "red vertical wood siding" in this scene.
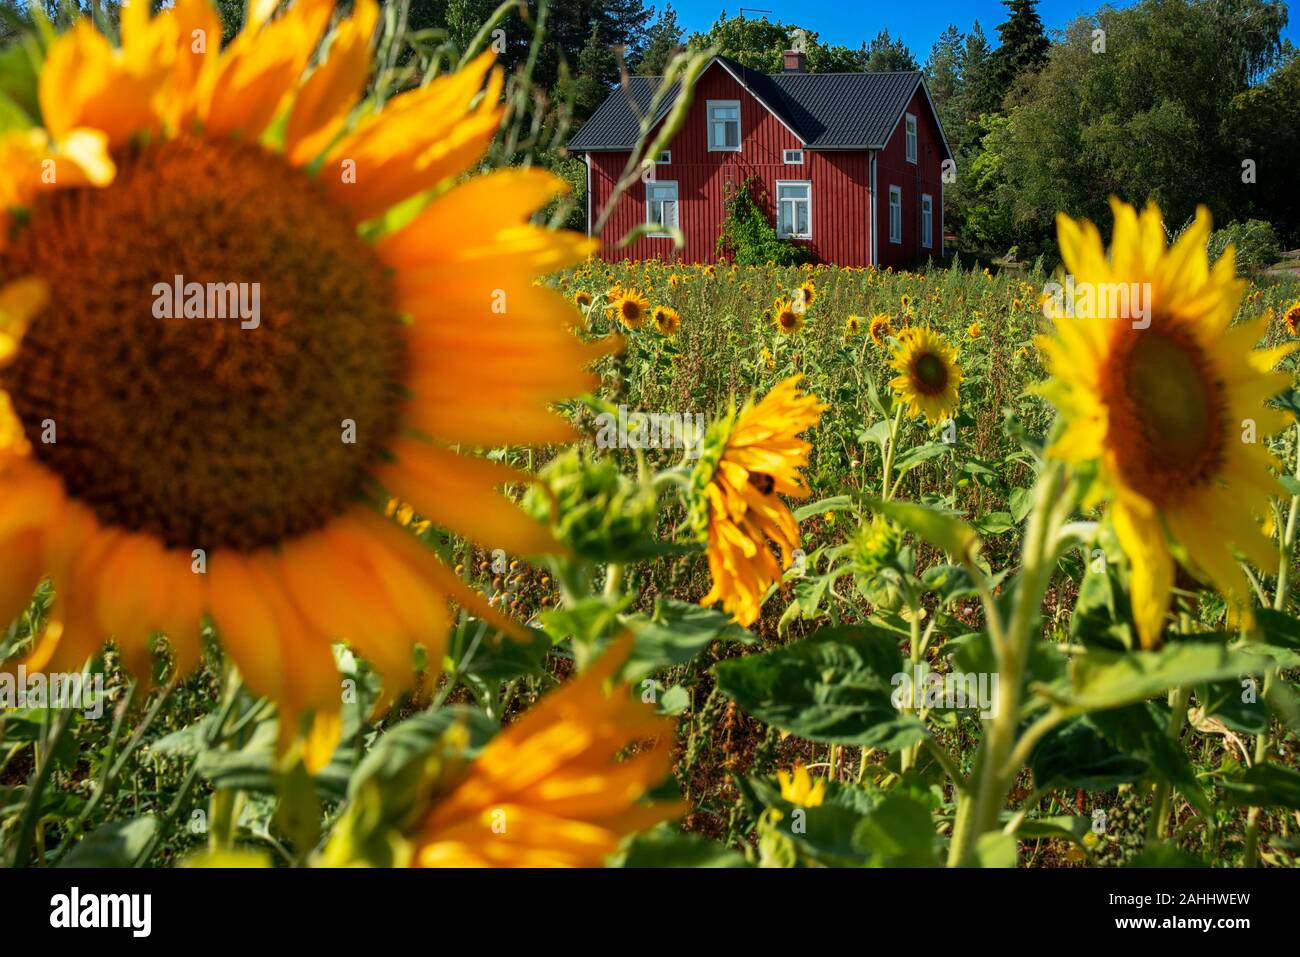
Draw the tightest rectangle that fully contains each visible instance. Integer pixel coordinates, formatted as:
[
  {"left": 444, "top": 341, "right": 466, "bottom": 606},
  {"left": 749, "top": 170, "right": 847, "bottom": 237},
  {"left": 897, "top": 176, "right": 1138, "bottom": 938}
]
[
  {"left": 585, "top": 63, "right": 944, "bottom": 268},
  {"left": 874, "top": 85, "right": 946, "bottom": 271}
]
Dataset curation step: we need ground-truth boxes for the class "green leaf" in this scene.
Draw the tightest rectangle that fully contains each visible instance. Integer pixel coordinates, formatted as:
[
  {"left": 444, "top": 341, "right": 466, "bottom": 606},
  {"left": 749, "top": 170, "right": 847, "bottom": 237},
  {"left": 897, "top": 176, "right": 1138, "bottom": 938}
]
[
  {"left": 56, "top": 817, "right": 157, "bottom": 868},
  {"left": 794, "top": 494, "right": 853, "bottom": 521},
  {"left": 714, "top": 625, "right": 926, "bottom": 750},
  {"left": 1089, "top": 705, "right": 1212, "bottom": 821},
  {"left": 891, "top": 442, "right": 952, "bottom": 479},
  {"left": 972, "top": 831, "right": 1018, "bottom": 868},
  {"left": 614, "top": 825, "right": 749, "bottom": 867},
  {"left": 862, "top": 497, "right": 980, "bottom": 562},
  {"left": 449, "top": 622, "right": 551, "bottom": 684},
  {"left": 851, "top": 793, "right": 941, "bottom": 867},
  {"left": 1220, "top": 762, "right": 1300, "bottom": 810},
  {"left": 1029, "top": 718, "right": 1147, "bottom": 789},
  {"left": 620, "top": 598, "right": 753, "bottom": 682},
  {"left": 1053, "top": 640, "right": 1258, "bottom": 713}
]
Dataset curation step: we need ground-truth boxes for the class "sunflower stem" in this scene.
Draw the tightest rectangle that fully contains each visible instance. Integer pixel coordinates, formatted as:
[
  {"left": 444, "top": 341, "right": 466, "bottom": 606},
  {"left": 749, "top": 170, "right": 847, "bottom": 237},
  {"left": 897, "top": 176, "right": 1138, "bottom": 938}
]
[
  {"left": 952, "top": 460, "right": 1071, "bottom": 866},
  {"left": 880, "top": 404, "right": 904, "bottom": 501}
]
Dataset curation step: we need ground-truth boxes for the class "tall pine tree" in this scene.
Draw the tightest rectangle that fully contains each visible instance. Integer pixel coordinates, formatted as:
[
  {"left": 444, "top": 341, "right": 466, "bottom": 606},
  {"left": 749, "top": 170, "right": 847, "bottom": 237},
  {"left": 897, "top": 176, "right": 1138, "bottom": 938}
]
[{"left": 988, "top": 0, "right": 1050, "bottom": 102}]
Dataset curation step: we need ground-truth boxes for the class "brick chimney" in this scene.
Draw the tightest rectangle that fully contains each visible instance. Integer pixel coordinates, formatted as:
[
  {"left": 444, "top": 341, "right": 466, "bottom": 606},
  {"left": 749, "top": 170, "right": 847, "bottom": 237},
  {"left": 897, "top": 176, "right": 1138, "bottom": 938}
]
[{"left": 782, "top": 49, "right": 806, "bottom": 73}]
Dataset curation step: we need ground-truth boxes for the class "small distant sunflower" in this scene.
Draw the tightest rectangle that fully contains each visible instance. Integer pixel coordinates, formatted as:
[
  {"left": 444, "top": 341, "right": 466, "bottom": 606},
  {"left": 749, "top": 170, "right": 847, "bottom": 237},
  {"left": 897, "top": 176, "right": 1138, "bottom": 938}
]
[
  {"left": 410, "top": 634, "right": 683, "bottom": 867},
  {"left": 771, "top": 297, "right": 804, "bottom": 335},
  {"left": 869, "top": 313, "right": 892, "bottom": 345},
  {"left": 777, "top": 764, "right": 825, "bottom": 807},
  {"left": 703, "top": 264, "right": 717, "bottom": 278},
  {"left": 794, "top": 280, "right": 816, "bottom": 311},
  {"left": 574, "top": 290, "right": 593, "bottom": 309},
  {"left": 844, "top": 314, "right": 863, "bottom": 336},
  {"left": 607, "top": 287, "right": 649, "bottom": 329},
  {"left": 1037, "top": 199, "right": 1294, "bottom": 648},
  {"left": 0, "top": 0, "right": 607, "bottom": 767},
  {"left": 651, "top": 305, "right": 681, "bottom": 336},
  {"left": 1284, "top": 301, "right": 1300, "bottom": 337},
  {"left": 889, "top": 327, "right": 963, "bottom": 424},
  {"left": 689, "top": 376, "right": 826, "bottom": 626},
  {"left": 900, "top": 293, "right": 912, "bottom": 313},
  {"left": 967, "top": 321, "right": 981, "bottom": 339}
]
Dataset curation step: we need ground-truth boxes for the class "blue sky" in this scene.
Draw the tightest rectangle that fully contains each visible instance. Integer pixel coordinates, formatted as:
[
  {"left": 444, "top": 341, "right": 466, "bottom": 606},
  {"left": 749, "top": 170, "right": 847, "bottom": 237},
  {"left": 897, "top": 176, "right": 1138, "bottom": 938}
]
[{"left": 668, "top": 1, "right": 1298, "bottom": 59}]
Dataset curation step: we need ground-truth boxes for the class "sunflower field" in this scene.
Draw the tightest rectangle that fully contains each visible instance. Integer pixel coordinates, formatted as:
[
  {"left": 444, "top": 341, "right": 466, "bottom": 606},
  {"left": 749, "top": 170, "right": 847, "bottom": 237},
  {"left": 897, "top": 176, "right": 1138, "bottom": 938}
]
[{"left": 2, "top": 0, "right": 1300, "bottom": 880}]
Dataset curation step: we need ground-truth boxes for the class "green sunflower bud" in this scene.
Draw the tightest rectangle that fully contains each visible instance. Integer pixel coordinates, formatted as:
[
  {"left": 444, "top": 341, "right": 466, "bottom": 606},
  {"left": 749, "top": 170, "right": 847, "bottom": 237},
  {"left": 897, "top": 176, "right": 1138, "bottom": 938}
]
[{"left": 522, "top": 448, "right": 657, "bottom": 563}]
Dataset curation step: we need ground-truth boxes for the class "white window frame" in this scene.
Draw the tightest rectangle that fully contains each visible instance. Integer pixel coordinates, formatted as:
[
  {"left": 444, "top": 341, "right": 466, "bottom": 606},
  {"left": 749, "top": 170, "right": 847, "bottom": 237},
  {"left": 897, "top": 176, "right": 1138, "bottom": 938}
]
[
  {"left": 889, "top": 185, "right": 902, "bottom": 244},
  {"left": 921, "top": 193, "right": 933, "bottom": 248},
  {"left": 783, "top": 148, "right": 804, "bottom": 165},
  {"left": 905, "top": 113, "right": 917, "bottom": 164},
  {"left": 656, "top": 150, "right": 672, "bottom": 164},
  {"left": 645, "top": 180, "right": 678, "bottom": 237},
  {"left": 707, "top": 99, "right": 742, "bottom": 152},
  {"left": 775, "top": 180, "right": 812, "bottom": 240}
]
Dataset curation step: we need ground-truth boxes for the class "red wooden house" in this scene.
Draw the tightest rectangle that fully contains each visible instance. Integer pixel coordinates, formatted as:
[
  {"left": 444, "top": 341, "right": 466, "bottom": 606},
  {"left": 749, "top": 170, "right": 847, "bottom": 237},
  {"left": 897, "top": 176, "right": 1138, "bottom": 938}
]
[{"left": 568, "top": 51, "right": 952, "bottom": 269}]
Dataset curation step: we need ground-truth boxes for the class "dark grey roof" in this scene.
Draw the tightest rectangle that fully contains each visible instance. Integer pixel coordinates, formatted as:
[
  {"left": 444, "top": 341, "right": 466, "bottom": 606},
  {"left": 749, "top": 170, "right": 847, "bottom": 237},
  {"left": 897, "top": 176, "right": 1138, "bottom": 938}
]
[{"left": 568, "top": 56, "right": 947, "bottom": 155}]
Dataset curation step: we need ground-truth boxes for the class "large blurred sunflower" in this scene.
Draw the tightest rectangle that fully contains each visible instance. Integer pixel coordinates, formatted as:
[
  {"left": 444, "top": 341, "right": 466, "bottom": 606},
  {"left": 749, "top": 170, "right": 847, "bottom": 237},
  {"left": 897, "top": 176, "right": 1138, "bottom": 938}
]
[
  {"left": 1037, "top": 199, "right": 1293, "bottom": 647},
  {"left": 889, "top": 326, "right": 963, "bottom": 424},
  {"left": 0, "top": 0, "right": 606, "bottom": 767},
  {"left": 410, "top": 634, "right": 682, "bottom": 867},
  {"left": 689, "top": 376, "right": 826, "bottom": 626}
]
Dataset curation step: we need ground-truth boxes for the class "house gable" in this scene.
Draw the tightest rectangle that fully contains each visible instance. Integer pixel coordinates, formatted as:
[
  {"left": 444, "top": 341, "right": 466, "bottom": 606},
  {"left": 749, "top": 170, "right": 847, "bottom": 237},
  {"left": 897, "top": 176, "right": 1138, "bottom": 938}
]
[{"left": 574, "top": 59, "right": 949, "bottom": 268}]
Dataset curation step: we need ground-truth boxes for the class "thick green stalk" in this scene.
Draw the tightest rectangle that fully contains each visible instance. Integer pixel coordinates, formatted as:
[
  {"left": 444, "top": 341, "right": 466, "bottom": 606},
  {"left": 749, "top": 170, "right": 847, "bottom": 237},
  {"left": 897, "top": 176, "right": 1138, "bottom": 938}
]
[{"left": 952, "top": 462, "right": 1069, "bottom": 866}]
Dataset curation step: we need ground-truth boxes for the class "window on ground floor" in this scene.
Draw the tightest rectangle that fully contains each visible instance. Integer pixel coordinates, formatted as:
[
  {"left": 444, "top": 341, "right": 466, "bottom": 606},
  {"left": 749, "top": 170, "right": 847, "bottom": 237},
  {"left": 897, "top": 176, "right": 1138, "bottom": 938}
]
[
  {"left": 889, "top": 186, "right": 902, "bottom": 244},
  {"left": 646, "top": 181, "right": 678, "bottom": 235},
  {"left": 776, "top": 181, "right": 811, "bottom": 239},
  {"left": 921, "top": 193, "right": 933, "bottom": 248}
]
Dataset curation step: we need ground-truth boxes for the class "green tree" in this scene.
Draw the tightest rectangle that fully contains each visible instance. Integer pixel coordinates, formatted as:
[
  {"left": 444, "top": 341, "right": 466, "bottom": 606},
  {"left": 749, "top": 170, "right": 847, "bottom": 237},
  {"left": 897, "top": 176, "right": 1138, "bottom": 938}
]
[
  {"left": 689, "top": 12, "right": 863, "bottom": 73},
  {"left": 925, "top": 24, "right": 964, "bottom": 150},
  {"left": 634, "top": 3, "right": 682, "bottom": 75},
  {"left": 862, "top": 28, "right": 917, "bottom": 72},
  {"left": 557, "top": 22, "right": 619, "bottom": 119},
  {"left": 994, "top": 0, "right": 1290, "bottom": 256},
  {"left": 988, "top": 0, "right": 1050, "bottom": 100}
]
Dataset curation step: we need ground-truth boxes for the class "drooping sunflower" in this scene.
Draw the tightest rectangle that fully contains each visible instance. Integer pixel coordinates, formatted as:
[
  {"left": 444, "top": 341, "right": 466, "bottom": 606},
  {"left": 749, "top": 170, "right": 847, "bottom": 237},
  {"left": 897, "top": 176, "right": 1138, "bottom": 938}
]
[
  {"left": 771, "top": 297, "right": 803, "bottom": 335},
  {"left": 1284, "top": 300, "right": 1300, "bottom": 337},
  {"left": 607, "top": 286, "right": 649, "bottom": 329},
  {"left": 1037, "top": 199, "right": 1293, "bottom": 648},
  {"left": 410, "top": 634, "right": 682, "bottom": 867},
  {"left": 794, "top": 279, "right": 816, "bottom": 311},
  {"left": 889, "top": 326, "right": 963, "bottom": 424},
  {"left": 869, "top": 312, "right": 892, "bottom": 345},
  {"left": 844, "top": 314, "right": 862, "bottom": 336},
  {"left": 651, "top": 305, "right": 681, "bottom": 337},
  {"left": 0, "top": 0, "right": 608, "bottom": 767},
  {"left": 777, "top": 764, "right": 825, "bottom": 808},
  {"left": 689, "top": 376, "right": 827, "bottom": 626},
  {"left": 574, "top": 290, "right": 593, "bottom": 309}
]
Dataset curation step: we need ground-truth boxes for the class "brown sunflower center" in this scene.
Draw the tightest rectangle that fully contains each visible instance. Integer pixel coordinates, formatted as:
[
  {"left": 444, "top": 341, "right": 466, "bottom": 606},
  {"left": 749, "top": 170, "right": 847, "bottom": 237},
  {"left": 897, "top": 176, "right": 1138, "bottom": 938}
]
[
  {"left": 621, "top": 299, "right": 642, "bottom": 323},
  {"left": 911, "top": 352, "right": 949, "bottom": 395},
  {"left": 1100, "top": 322, "right": 1226, "bottom": 505},
  {"left": 0, "top": 137, "right": 405, "bottom": 551}
]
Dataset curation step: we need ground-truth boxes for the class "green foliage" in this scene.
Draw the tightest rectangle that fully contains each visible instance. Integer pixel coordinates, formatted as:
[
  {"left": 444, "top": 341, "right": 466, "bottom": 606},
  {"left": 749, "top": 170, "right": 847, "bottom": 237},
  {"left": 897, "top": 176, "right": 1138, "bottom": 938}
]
[
  {"left": 686, "top": 12, "right": 866, "bottom": 73},
  {"left": 715, "top": 178, "right": 815, "bottom": 266},
  {"left": 1208, "top": 219, "right": 1282, "bottom": 272}
]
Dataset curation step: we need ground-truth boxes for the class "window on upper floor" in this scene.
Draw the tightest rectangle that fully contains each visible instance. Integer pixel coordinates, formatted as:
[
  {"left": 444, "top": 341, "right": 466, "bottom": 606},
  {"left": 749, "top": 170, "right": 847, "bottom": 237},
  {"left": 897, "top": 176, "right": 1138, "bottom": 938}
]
[
  {"left": 707, "top": 100, "right": 741, "bottom": 151},
  {"left": 776, "top": 181, "right": 811, "bottom": 239},
  {"left": 905, "top": 113, "right": 917, "bottom": 164},
  {"left": 646, "top": 181, "right": 678, "bottom": 235},
  {"left": 783, "top": 149, "right": 804, "bottom": 165}
]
